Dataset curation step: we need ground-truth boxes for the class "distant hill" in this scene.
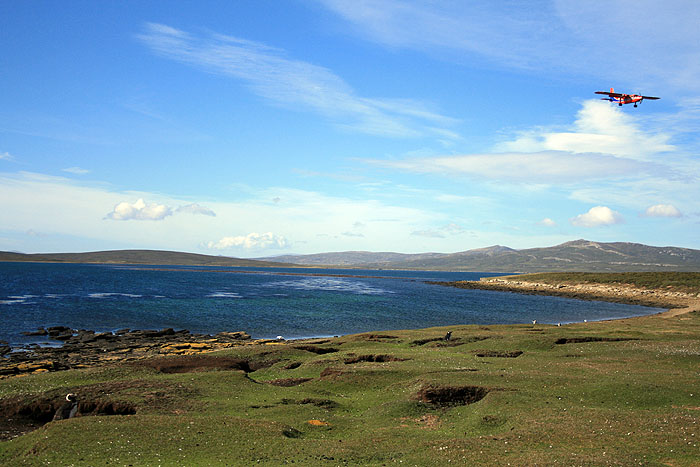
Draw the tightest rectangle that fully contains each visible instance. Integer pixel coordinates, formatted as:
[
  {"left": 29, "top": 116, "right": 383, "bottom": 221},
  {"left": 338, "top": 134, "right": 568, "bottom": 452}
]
[
  {"left": 4, "top": 240, "right": 700, "bottom": 272},
  {"left": 260, "top": 240, "right": 700, "bottom": 272},
  {"left": 260, "top": 251, "right": 445, "bottom": 266},
  {"left": 0, "top": 250, "right": 292, "bottom": 268}
]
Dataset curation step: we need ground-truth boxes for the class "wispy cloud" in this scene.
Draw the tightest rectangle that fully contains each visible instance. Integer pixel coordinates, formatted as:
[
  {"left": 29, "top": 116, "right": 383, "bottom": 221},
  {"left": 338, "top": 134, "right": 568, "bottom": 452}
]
[
  {"left": 1, "top": 151, "right": 14, "bottom": 161},
  {"left": 176, "top": 203, "right": 216, "bottom": 217},
  {"left": 368, "top": 100, "right": 672, "bottom": 184},
  {"left": 105, "top": 199, "right": 217, "bottom": 220},
  {"left": 371, "top": 150, "right": 649, "bottom": 184},
  {"left": 137, "top": 22, "right": 458, "bottom": 139},
  {"left": 319, "top": 0, "right": 700, "bottom": 92},
  {"left": 62, "top": 167, "right": 90, "bottom": 175}
]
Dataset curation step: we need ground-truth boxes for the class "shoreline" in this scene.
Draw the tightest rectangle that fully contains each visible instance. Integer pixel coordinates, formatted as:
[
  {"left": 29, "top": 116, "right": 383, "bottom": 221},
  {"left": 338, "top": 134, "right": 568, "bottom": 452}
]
[
  {"left": 428, "top": 277, "right": 698, "bottom": 310},
  {"left": 3, "top": 275, "right": 698, "bottom": 379}
]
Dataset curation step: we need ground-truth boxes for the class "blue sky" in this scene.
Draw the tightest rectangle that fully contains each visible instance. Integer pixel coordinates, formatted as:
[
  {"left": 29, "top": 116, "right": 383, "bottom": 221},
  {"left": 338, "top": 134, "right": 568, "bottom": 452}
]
[{"left": 1, "top": 0, "right": 699, "bottom": 256}]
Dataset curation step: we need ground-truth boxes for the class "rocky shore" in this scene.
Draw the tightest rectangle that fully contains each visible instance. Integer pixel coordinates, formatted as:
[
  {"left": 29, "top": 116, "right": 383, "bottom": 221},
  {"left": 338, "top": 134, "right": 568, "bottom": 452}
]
[
  {"left": 0, "top": 327, "right": 269, "bottom": 378},
  {"left": 431, "top": 277, "right": 700, "bottom": 309},
  {"left": 5, "top": 276, "right": 699, "bottom": 379}
]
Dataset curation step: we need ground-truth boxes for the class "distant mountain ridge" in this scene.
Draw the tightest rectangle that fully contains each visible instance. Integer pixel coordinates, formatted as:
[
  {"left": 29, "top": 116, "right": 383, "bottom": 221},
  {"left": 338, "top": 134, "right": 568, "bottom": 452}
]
[
  {"left": 259, "top": 240, "right": 700, "bottom": 272},
  {"left": 0, "top": 250, "right": 290, "bottom": 268},
  {"left": 3, "top": 240, "right": 699, "bottom": 272}
]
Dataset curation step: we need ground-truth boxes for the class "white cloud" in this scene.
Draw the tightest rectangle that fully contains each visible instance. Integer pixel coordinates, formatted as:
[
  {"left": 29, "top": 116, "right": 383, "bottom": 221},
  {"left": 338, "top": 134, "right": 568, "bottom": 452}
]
[
  {"left": 62, "top": 167, "right": 90, "bottom": 175},
  {"left": 207, "top": 232, "right": 288, "bottom": 250},
  {"left": 176, "top": 203, "right": 216, "bottom": 216},
  {"left": 539, "top": 218, "right": 557, "bottom": 227},
  {"left": 320, "top": 1, "right": 700, "bottom": 93},
  {"left": 137, "top": 22, "right": 457, "bottom": 139},
  {"left": 570, "top": 206, "right": 624, "bottom": 228},
  {"left": 1, "top": 152, "right": 14, "bottom": 161},
  {"left": 372, "top": 150, "right": 649, "bottom": 184},
  {"left": 370, "top": 100, "right": 674, "bottom": 184},
  {"left": 643, "top": 204, "right": 682, "bottom": 218},
  {"left": 411, "top": 229, "right": 445, "bottom": 238},
  {"left": 0, "top": 171, "right": 497, "bottom": 254},
  {"left": 342, "top": 232, "right": 365, "bottom": 238},
  {"left": 496, "top": 100, "right": 674, "bottom": 160},
  {"left": 105, "top": 199, "right": 173, "bottom": 221}
]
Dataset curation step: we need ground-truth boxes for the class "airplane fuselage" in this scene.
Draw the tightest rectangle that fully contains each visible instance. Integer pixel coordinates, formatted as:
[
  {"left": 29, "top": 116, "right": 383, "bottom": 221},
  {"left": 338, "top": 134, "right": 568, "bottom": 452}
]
[{"left": 595, "top": 88, "right": 659, "bottom": 108}]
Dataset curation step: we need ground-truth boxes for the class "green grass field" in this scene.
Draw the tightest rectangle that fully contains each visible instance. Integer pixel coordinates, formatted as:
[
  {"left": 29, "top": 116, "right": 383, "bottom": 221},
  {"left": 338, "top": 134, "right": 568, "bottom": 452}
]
[
  {"left": 508, "top": 272, "right": 700, "bottom": 294},
  {"left": 1, "top": 282, "right": 699, "bottom": 465}
]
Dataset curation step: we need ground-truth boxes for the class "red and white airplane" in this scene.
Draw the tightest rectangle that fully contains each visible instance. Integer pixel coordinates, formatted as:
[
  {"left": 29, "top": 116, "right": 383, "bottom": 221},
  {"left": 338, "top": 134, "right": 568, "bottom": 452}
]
[{"left": 595, "top": 88, "right": 659, "bottom": 107}]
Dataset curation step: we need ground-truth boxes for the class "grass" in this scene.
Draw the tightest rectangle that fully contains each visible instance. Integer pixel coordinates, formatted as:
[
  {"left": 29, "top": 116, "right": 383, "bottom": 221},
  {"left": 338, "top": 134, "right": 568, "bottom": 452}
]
[
  {"left": 507, "top": 271, "right": 700, "bottom": 293},
  {"left": 1, "top": 283, "right": 699, "bottom": 465}
]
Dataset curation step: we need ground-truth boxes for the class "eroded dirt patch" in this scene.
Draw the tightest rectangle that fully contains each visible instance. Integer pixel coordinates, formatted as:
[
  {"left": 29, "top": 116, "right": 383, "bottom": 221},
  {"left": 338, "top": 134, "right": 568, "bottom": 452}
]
[
  {"left": 344, "top": 354, "right": 408, "bottom": 364},
  {"left": 281, "top": 398, "right": 339, "bottom": 409},
  {"left": 554, "top": 337, "right": 639, "bottom": 345},
  {"left": 319, "top": 367, "right": 347, "bottom": 379},
  {"left": 0, "top": 395, "right": 135, "bottom": 440},
  {"left": 130, "top": 355, "right": 278, "bottom": 373},
  {"left": 293, "top": 345, "right": 340, "bottom": 355},
  {"left": 473, "top": 350, "right": 523, "bottom": 358},
  {"left": 354, "top": 333, "right": 400, "bottom": 341},
  {"left": 0, "top": 379, "right": 196, "bottom": 440},
  {"left": 266, "top": 377, "right": 313, "bottom": 387},
  {"left": 415, "top": 384, "right": 489, "bottom": 407},
  {"left": 411, "top": 336, "right": 489, "bottom": 347}
]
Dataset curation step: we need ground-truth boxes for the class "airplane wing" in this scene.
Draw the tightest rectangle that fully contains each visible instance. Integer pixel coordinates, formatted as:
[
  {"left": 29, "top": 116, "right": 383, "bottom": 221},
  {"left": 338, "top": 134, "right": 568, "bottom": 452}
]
[
  {"left": 641, "top": 95, "right": 660, "bottom": 100},
  {"left": 595, "top": 91, "right": 623, "bottom": 97}
]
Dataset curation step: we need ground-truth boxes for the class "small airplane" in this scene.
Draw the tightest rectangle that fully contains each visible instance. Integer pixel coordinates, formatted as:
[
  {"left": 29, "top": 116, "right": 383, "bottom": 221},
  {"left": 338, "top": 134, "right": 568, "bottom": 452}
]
[{"left": 595, "top": 88, "right": 659, "bottom": 107}]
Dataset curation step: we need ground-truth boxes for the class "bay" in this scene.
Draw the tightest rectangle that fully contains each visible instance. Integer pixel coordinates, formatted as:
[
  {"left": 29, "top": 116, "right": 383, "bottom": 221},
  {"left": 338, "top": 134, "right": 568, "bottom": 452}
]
[{"left": 0, "top": 262, "right": 665, "bottom": 347}]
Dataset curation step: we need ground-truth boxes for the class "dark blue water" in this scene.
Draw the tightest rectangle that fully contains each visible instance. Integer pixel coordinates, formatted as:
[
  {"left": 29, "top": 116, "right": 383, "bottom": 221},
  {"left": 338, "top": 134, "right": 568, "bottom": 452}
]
[{"left": 0, "top": 262, "right": 664, "bottom": 347}]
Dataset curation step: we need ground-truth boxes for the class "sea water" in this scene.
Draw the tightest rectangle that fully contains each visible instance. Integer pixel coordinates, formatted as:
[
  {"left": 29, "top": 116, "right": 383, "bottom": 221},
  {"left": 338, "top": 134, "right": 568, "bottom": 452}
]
[{"left": 0, "top": 262, "right": 665, "bottom": 347}]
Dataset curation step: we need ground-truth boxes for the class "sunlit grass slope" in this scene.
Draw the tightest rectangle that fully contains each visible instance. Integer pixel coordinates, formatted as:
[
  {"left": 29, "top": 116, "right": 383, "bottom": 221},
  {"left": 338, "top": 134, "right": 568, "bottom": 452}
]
[{"left": 1, "top": 304, "right": 698, "bottom": 465}]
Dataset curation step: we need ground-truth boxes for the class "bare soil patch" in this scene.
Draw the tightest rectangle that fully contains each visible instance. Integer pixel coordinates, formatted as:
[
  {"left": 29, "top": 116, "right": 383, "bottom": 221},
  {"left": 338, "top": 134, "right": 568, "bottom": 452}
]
[
  {"left": 131, "top": 355, "right": 254, "bottom": 373},
  {"left": 281, "top": 398, "right": 339, "bottom": 409},
  {"left": 265, "top": 377, "right": 313, "bottom": 387},
  {"left": 344, "top": 354, "right": 408, "bottom": 364},
  {"left": 473, "top": 350, "right": 523, "bottom": 358},
  {"left": 415, "top": 384, "right": 489, "bottom": 407},
  {"left": 293, "top": 345, "right": 340, "bottom": 355},
  {"left": 353, "top": 334, "right": 401, "bottom": 341},
  {"left": 554, "top": 337, "right": 638, "bottom": 345},
  {"left": 0, "top": 394, "right": 135, "bottom": 441}
]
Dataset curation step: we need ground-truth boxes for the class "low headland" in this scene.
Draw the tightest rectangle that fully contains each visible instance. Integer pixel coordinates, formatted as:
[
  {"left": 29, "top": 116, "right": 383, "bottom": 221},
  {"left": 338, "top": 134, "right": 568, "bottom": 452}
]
[{"left": 1, "top": 272, "right": 699, "bottom": 465}]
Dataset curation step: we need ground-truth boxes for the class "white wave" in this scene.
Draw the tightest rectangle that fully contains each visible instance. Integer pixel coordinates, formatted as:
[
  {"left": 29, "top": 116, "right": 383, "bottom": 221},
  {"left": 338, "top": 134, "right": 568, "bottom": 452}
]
[
  {"left": 0, "top": 299, "right": 26, "bottom": 305},
  {"left": 88, "top": 292, "right": 143, "bottom": 299},
  {"left": 267, "top": 277, "right": 392, "bottom": 295},
  {"left": 207, "top": 292, "right": 242, "bottom": 298}
]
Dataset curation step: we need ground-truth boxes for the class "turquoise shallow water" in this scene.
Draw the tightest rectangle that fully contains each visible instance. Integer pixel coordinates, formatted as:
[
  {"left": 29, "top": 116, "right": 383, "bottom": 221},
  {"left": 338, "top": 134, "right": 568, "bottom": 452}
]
[{"left": 0, "top": 262, "right": 665, "bottom": 347}]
